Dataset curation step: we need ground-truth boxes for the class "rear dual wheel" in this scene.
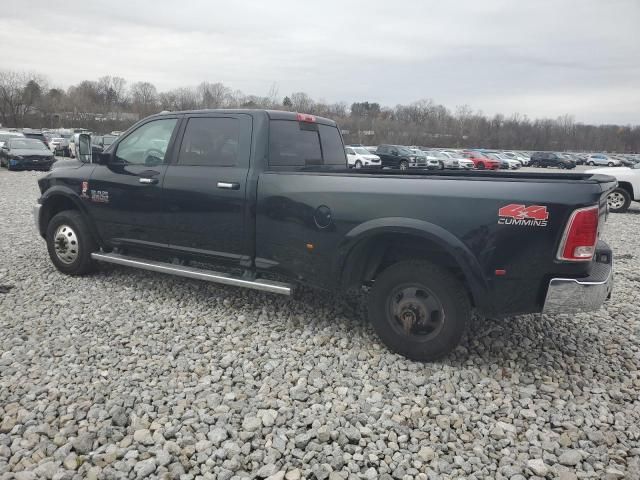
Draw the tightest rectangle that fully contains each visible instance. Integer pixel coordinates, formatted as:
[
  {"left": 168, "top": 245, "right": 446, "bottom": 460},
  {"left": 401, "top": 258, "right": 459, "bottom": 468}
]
[{"left": 367, "top": 260, "right": 470, "bottom": 361}]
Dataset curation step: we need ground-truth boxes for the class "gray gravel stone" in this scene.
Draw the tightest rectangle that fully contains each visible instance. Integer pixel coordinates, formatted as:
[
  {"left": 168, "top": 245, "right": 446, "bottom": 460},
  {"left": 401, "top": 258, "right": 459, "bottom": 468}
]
[{"left": 0, "top": 170, "right": 639, "bottom": 480}]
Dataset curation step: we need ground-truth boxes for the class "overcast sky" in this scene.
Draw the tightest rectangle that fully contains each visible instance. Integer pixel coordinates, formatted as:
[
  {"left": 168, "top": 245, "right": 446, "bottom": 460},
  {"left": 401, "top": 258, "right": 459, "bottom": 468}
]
[{"left": 2, "top": 0, "right": 639, "bottom": 124}]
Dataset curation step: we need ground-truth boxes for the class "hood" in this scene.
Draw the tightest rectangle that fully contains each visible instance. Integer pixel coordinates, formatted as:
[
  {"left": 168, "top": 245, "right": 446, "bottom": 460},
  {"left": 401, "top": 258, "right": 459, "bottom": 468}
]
[
  {"left": 585, "top": 167, "right": 631, "bottom": 175},
  {"left": 51, "top": 159, "right": 87, "bottom": 170},
  {"left": 10, "top": 148, "right": 54, "bottom": 157}
]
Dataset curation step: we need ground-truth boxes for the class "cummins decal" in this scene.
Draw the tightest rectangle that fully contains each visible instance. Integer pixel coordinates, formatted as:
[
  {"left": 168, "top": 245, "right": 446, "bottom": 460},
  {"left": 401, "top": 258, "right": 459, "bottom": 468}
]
[{"left": 498, "top": 204, "right": 548, "bottom": 227}]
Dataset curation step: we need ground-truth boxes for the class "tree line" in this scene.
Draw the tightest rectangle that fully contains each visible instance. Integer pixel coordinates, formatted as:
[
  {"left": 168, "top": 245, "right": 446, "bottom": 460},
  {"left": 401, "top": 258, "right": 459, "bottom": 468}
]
[{"left": 1, "top": 69, "right": 638, "bottom": 152}]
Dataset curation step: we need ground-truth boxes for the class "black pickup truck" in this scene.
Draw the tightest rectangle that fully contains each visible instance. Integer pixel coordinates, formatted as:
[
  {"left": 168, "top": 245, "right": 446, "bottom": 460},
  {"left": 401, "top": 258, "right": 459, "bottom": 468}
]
[{"left": 33, "top": 110, "right": 615, "bottom": 361}]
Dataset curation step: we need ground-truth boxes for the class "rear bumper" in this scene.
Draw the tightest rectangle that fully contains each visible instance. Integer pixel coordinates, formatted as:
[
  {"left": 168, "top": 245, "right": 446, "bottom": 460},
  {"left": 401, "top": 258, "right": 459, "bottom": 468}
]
[{"left": 542, "top": 242, "right": 613, "bottom": 314}]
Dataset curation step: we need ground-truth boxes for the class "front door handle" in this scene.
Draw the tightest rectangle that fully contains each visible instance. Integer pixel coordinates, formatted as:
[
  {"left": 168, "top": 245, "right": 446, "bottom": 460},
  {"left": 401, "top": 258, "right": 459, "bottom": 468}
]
[
  {"left": 217, "top": 181, "right": 240, "bottom": 190},
  {"left": 139, "top": 177, "right": 158, "bottom": 185}
]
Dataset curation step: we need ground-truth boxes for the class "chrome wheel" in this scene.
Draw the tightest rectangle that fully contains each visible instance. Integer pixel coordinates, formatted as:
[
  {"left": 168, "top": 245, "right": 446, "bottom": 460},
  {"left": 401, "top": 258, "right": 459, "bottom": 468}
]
[
  {"left": 53, "top": 224, "right": 79, "bottom": 264},
  {"left": 608, "top": 191, "right": 626, "bottom": 210},
  {"left": 387, "top": 284, "right": 445, "bottom": 339},
  {"left": 355, "top": 160, "right": 362, "bottom": 169}
]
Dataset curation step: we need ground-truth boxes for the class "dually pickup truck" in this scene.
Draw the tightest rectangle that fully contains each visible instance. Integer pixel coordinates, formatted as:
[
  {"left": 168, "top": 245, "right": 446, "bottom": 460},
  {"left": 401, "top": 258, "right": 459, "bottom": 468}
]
[{"left": 34, "top": 110, "right": 615, "bottom": 361}]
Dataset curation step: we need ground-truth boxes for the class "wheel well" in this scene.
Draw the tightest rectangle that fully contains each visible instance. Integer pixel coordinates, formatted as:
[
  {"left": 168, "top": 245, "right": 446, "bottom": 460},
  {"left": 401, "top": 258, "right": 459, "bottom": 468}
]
[
  {"left": 40, "top": 196, "right": 78, "bottom": 236},
  {"left": 342, "top": 233, "right": 474, "bottom": 306},
  {"left": 617, "top": 182, "right": 634, "bottom": 199}
]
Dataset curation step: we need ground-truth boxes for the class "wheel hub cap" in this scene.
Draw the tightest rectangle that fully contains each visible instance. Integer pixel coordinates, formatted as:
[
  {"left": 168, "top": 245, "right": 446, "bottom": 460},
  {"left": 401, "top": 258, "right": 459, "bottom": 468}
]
[
  {"left": 608, "top": 192, "right": 624, "bottom": 209},
  {"left": 389, "top": 285, "right": 445, "bottom": 338},
  {"left": 53, "top": 225, "right": 79, "bottom": 264}
]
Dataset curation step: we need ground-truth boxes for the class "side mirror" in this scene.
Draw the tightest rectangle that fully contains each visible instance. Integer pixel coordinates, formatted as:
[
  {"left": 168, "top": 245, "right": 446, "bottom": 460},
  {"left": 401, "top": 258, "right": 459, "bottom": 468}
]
[{"left": 78, "top": 134, "right": 92, "bottom": 163}]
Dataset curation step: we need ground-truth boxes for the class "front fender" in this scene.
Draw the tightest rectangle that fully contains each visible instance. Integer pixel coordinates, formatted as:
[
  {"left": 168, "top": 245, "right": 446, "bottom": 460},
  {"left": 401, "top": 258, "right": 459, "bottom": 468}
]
[
  {"left": 337, "top": 217, "right": 489, "bottom": 311},
  {"left": 39, "top": 187, "right": 103, "bottom": 246}
]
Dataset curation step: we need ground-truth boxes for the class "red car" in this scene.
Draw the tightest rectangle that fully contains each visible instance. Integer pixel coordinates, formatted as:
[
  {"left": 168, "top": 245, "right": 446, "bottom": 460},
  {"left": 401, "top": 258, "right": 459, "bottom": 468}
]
[{"left": 462, "top": 151, "right": 501, "bottom": 170}]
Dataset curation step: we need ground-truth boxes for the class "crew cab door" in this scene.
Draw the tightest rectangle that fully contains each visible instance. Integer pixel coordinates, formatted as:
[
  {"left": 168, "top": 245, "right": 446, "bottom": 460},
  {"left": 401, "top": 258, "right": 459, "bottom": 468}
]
[
  {"left": 161, "top": 113, "right": 252, "bottom": 262},
  {"left": 87, "top": 117, "right": 180, "bottom": 248}
]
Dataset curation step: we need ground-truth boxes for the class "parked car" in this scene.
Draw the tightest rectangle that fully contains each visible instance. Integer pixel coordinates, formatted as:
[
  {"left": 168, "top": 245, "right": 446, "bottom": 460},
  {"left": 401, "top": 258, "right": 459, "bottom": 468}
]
[
  {"left": 0, "top": 137, "right": 55, "bottom": 170},
  {"left": 47, "top": 137, "right": 70, "bottom": 156},
  {"left": 375, "top": 144, "right": 418, "bottom": 170},
  {"left": 0, "top": 130, "right": 24, "bottom": 148},
  {"left": 427, "top": 150, "right": 473, "bottom": 170},
  {"left": 586, "top": 163, "right": 640, "bottom": 212},
  {"left": 438, "top": 151, "right": 475, "bottom": 169},
  {"left": 462, "top": 151, "right": 500, "bottom": 170},
  {"left": 529, "top": 152, "right": 575, "bottom": 169},
  {"left": 346, "top": 146, "right": 381, "bottom": 168},
  {"left": 22, "top": 129, "right": 48, "bottom": 145},
  {"left": 586, "top": 154, "right": 621, "bottom": 167},
  {"left": 502, "top": 151, "right": 529, "bottom": 165},
  {"left": 410, "top": 149, "right": 439, "bottom": 169},
  {"left": 491, "top": 153, "right": 521, "bottom": 170},
  {"left": 33, "top": 109, "right": 615, "bottom": 361}
]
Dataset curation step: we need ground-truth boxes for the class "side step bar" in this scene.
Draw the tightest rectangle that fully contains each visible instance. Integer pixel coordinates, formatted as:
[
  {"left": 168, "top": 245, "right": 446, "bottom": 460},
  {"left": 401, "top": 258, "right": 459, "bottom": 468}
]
[{"left": 91, "top": 252, "right": 293, "bottom": 296}]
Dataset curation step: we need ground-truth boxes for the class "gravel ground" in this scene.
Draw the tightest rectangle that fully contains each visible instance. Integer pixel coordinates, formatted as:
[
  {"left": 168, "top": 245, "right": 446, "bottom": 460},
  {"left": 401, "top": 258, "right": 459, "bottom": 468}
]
[{"left": 0, "top": 169, "right": 639, "bottom": 480}]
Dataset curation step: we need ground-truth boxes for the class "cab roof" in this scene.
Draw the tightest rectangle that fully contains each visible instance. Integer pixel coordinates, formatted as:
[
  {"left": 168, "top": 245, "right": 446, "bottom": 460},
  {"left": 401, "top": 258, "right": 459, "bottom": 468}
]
[{"left": 149, "top": 109, "right": 338, "bottom": 127}]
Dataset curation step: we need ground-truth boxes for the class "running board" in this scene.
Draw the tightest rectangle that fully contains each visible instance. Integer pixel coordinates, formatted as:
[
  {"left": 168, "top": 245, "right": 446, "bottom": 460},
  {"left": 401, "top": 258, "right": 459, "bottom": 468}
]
[{"left": 91, "top": 252, "right": 292, "bottom": 296}]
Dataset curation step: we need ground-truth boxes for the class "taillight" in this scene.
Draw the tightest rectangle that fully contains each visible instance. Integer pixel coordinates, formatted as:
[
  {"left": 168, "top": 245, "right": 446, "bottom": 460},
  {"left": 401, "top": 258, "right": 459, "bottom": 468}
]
[
  {"left": 296, "top": 113, "right": 316, "bottom": 123},
  {"left": 557, "top": 205, "right": 599, "bottom": 261}
]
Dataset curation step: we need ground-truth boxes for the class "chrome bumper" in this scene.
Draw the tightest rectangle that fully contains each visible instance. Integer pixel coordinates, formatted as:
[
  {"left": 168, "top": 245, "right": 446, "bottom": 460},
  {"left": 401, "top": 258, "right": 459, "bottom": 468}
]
[
  {"left": 33, "top": 204, "right": 42, "bottom": 234},
  {"left": 543, "top": 244, "right": 613, "bottom": 314}
]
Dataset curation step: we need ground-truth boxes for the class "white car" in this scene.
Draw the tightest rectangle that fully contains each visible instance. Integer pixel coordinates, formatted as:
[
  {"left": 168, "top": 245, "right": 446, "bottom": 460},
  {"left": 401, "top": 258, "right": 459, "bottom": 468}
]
[
  {"left": 502, "top": 151, "right": 529, "bottom": 165},
  {"left": 435, "top": 150, "right": 474, "bottom": 169},
  {"left": 0, "top": 131, "right": 24, "bottom": 148},
  {"left": 586, "top": 163, "right": 640, "bottom": 213},
  {"left": 47, "top": 137, "right": 68, "bottom": 155},
  {"left": 494, "top": 153, "right": 522, "bottom": 170},
  {"left": 346, "top": 146, "right": 381, "bottom": 168},
  {"left": 586, "top": 154, "right": 621, "bottom": 167}
]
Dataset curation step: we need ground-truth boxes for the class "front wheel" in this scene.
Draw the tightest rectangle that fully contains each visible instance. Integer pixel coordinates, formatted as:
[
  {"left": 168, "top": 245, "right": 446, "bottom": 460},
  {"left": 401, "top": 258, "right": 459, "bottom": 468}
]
[
  {"left": 608, "top": 162, "right": 614, "bottom": 167},
  {"left": 46, "top": 210, "right": 98, "bottom": 275},
  {"left": 399, "top": 160, "right": 409, "bottom": 170},
  {"left": 367, "top": 260, "right": 471, "bottom": 361},
  {"left": 355, "top": 160, "right": 363, "bottom": 169},
  {"left": 607, "top": 188, "right": 631, "bottom": 213},
  {"left": 588, "top": 161, "right": 595, "bottom": 166},
  {"left": 476, "top": 162, "right": 485, "bottom": 170}
]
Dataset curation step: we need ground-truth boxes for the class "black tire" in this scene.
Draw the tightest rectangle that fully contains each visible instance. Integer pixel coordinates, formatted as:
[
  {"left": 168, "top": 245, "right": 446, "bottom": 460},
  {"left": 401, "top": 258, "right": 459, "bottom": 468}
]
[
  {"left": 399, "top": 160, "right": 409, "bottom": 170},
  {"left": 355, "top": 160, "right": 363, "bottom": 169},
  {"left": 607, "top": 188, "right": 631, "bottom": 213},
  {"left": 46, "top": 210, "right": 98, "bottom": 275},
  {"left": 588, "top": 161, "right": 595, "bottom": 166},
  {"left": 476, "top": 162, "right": 485, "bottom": 170},
  {"left": 367, "top": 260, "right": 471, "bottom": 361},
  {"left": 439, "top": 161, "right": 444, "bottom": 170},
  {"left": 608, "top": 162, "right": 614, "bottom": 167}
]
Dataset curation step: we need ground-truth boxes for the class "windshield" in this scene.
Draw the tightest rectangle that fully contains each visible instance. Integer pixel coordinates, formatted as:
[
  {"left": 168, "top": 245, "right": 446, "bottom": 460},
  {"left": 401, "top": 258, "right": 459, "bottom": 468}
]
[
  {"left": 354, "top": 147, "right": 370, "bottom": 155},
  {"left": 428, "top": 151, "right": 446, "bottom": 159},
  {"left": 9, "top": 138, "right": 48, "bottom": 150},
  {"left": 397, "top": 146, "right": 413, "bottom": 155}
]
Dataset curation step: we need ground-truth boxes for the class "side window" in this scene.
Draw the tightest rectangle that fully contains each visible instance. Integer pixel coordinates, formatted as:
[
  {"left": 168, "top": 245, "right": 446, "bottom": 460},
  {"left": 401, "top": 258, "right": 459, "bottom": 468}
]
[
  {"left": 178, "top": 117, "right": 240, "bottom": 166},
  {"left": 269, "top": 120, "right": 322, "bottom": 167},
  {"left": 391, "top": 148, "right": 398, "bottom": 155},
  {"left": 318, "top": 124, "right": 347, "bottom": 166},
  {"left": 115, "top": 118, "right": 177, "bottom": 166},
  {"left": 345, "top": 148, "right": 354, "bottom": 155}
]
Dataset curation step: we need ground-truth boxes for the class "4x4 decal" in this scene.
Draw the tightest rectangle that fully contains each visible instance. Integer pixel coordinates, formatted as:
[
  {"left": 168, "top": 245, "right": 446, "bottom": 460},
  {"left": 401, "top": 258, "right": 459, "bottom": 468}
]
[{"left": 498, "top": 204, "right": 548, "bottom": 226}]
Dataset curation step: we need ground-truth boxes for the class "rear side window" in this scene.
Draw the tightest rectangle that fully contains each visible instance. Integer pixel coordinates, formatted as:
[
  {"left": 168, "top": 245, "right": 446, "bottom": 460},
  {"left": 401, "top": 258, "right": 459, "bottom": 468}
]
[
  {"left": 269, "top": 120, "right": 346, "bottom": 167},
  {"left": 178, "top": 117, "right": 240, "bottom": 166},
  {"left": 318, "top": 124, "right": 347, "bottom": 165}
]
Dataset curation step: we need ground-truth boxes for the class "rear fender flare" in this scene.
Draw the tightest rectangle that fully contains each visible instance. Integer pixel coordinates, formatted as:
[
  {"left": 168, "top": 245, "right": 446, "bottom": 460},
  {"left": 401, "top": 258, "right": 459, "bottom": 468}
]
[{"left": 336, "top": 217, "right": 489, "bottom": 310}]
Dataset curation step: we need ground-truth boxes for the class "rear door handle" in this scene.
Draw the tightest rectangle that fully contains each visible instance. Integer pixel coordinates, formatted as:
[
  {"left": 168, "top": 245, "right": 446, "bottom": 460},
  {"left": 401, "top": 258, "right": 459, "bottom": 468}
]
[
  {"left": 217, "top": 181, "right": 240, "bottom": 190},
  {"left": 139, "top": 177, "right": 159, "bottom": 185}
]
